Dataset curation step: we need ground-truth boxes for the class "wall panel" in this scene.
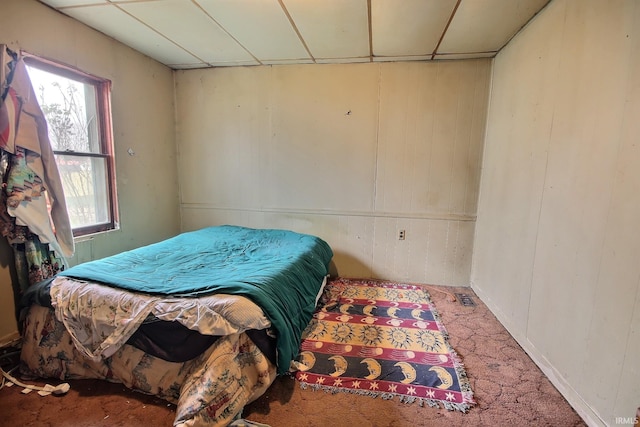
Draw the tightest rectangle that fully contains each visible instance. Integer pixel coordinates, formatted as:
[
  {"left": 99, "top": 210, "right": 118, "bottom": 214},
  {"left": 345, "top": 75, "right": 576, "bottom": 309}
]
[
  {"left": 267, "top": 64, "right": 379, "bottom": 211},
  {"left": 177, "top": 66, "right": 271, "bottom": 207},
  {"left": 472, "top": 0, "right": 640, "bottom": 425},
  {"left": 375, "top": 61, "right": 489, "bottom": 217}
]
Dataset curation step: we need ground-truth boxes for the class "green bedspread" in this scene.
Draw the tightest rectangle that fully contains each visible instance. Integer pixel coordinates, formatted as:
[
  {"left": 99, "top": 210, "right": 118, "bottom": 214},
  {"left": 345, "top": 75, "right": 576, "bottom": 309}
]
[{"left": 59, "top": 225, "right": 333, "bottom": 374}]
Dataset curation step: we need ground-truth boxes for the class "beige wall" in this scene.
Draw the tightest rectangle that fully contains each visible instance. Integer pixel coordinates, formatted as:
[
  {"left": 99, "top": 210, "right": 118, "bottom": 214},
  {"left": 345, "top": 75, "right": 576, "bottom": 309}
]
[
  {"left": 472, "top": 0, "right": 640, "bottom": 425},
  {"left": 0, "top": 0, "right": 181, "bottom": 342},
  {"left": 175, "top": 60, "right": 490, "bottom": 286}
]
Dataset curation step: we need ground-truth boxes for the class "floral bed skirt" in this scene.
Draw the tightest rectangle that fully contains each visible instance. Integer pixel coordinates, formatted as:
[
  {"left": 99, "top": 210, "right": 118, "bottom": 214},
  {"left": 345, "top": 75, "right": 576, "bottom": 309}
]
[{"left": 20, "top": 305, "right": 277, "bottom": 426}]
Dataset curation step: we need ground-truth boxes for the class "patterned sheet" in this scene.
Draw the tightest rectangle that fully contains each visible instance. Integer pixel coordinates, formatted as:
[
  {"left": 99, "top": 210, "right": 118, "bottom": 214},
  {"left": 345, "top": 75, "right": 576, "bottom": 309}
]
[{"left": 21, "top": 304, "right": 276, "bottom": 427}]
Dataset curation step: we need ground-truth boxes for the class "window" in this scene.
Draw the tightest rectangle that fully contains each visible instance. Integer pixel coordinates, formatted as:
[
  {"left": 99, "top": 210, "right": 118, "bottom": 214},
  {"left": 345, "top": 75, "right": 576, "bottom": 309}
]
[{"left": 23, "top": 54, "right": 118, "bottom": 237}]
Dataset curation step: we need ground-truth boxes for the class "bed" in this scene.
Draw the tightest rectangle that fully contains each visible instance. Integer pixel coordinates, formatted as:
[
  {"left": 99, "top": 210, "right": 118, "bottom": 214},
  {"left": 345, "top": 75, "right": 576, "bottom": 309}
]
[{"left": 17, "top": 225, "right": 333, "bottom": 426}]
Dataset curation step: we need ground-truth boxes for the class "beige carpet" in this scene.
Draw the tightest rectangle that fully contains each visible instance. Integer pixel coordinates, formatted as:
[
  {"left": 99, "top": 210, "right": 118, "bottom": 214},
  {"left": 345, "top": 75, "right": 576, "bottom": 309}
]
[{"left": 0, "top": 284, "right": 585, "bottom": 426}]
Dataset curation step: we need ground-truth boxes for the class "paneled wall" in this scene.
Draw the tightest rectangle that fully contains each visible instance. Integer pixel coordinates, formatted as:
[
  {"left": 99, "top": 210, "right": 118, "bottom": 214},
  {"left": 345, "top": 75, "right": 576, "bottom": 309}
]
[
  {"left": 175, "top": 60, "right": 490, "bottom": 286},
  {"left": 472, "top": 0, "right": 640, "bottom": 425},
  {"left": 0, "top": 0, "right": 180, "bottom": 342}
]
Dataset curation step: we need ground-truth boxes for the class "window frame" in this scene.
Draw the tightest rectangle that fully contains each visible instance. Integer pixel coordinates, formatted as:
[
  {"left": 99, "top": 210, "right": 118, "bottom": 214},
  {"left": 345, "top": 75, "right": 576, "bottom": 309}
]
[{"left": 22, "top": 52, "right": 119, "bottom": 237}]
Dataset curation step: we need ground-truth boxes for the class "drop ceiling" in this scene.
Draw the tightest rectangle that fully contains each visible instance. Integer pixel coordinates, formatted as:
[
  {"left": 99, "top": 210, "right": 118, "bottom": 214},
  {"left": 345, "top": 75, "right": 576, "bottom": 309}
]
[{"left": 37, "top": 0, "right": 551, "bottom": 70}]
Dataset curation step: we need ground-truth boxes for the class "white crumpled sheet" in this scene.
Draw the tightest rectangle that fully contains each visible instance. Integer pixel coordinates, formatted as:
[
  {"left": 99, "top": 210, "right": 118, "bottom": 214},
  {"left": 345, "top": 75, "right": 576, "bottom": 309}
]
[{"left": 50, "top": 276, "right": 271, "bottom": 361}]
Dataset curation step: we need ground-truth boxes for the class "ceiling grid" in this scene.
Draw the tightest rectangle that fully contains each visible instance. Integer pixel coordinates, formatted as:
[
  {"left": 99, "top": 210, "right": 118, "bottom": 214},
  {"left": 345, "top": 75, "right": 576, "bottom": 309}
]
[{"left": 38, "top": 0, "right": 551, "bottom": 69}]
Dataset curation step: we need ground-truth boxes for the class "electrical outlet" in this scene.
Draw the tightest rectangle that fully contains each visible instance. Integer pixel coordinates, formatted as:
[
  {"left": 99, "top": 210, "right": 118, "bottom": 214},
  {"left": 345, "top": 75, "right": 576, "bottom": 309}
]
[{"left": 398, "top": 229, "right": 406, "bottom": 240}]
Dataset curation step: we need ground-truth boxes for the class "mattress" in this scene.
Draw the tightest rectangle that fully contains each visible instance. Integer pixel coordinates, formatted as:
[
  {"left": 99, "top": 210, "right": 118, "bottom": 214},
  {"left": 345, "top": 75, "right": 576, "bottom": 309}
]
[
  {"left": 18, "top": 225, "right": 334, "bottom": 426},
  {"left": 57, "top": 224, "right": 334, "bottom": 374}
]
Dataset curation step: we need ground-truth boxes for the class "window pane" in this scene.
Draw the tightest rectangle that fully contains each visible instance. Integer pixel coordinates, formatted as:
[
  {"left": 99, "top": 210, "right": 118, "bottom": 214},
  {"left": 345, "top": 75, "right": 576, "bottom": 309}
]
[
  {"left": 55, "top": 154, "right": 109, "bottom": 228},
  {"left": 25, "top": 66, "right": 100, "bottom": 154}
]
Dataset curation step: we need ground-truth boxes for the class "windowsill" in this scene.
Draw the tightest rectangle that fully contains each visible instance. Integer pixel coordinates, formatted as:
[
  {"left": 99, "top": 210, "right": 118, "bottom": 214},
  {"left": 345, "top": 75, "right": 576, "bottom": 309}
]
[{"left": 74, "top": 225, "right": 121, "bottom": 243}]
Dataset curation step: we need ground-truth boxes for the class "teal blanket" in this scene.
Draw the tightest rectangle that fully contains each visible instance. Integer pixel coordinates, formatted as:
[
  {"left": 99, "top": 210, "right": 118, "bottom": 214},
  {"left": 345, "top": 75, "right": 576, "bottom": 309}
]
[{"left": 59, "top": 225, "right": 333, "bottom": 374}]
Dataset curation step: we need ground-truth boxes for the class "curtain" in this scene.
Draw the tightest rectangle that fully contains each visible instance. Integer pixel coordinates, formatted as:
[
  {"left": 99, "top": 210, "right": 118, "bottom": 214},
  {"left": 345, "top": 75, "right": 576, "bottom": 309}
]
[{"left": 0, "top": 45, "right": 74, "bottom": 308}]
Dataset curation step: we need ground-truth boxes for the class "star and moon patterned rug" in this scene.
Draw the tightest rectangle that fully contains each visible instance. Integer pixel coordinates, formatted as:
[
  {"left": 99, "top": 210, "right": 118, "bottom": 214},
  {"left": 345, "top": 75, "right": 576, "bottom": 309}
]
[{"left": 293, "top": 278, "right": 475, "bottom": 412}]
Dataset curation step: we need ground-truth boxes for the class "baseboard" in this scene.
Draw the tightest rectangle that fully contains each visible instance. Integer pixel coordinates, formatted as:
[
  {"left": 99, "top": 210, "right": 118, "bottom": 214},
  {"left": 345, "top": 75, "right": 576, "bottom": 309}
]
[
  {"left": 0, "top": 331, "right": 20, "bottom": 348},
  {"left": 470, "top": 284, "right": 606, "bottom": 427}
]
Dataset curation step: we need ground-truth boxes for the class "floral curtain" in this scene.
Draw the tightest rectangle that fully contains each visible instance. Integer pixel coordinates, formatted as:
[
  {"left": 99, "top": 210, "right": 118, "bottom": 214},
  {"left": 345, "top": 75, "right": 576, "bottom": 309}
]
[{"left": 0, "top": 45, "right": 74, "bottom": 311}]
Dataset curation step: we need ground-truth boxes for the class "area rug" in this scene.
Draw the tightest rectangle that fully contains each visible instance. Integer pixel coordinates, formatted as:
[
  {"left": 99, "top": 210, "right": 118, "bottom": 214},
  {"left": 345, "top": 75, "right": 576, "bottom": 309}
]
[{"left": 294, "top": 278, "right": 475, "bottom": 412}]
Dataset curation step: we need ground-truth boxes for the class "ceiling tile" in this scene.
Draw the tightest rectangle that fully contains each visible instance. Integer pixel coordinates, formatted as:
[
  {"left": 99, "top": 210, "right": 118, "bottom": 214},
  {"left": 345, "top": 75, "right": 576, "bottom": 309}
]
[
  {"left": 206, "top": 60, "right": 262, "bottom": 67},
  {"left": 282, "top": 0, "right": 369, "bottom": 60},
  {"left": 195, "top": 0, "right": 310, "bottom": 63},
  {"left": 119, "top": 0, "right": 257, "bottom": 65},
  {"left": 373, "top": 55, "right": 432, "bottom": 63},
  {"left": 438, "top": 0, "right": 550, "bottom": 53},
  {"left": 39, "top": 0, "right": 107, "bottom": 6},
  {"left": 61, "top": 4, "right": 203, "bottom": 66},
  {"left": 371, "top": 0, "right": 457, "bottom": 57},
  {"left": 262, "top": 59, "right": 315, "bottom": 65},
  {"left": 168, "top": 63, "right": 211, "bottom": 70},
  {"left": 433, "top": 52, "right": 496, "bottom": 60},
  {"left": 316, "top": 57, "right": 371, "bottom": 64}
]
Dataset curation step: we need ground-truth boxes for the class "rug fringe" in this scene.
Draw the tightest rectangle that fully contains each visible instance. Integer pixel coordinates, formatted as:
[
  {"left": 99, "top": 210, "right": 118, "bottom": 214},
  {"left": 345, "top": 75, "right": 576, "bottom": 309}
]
[{"left": 298, "top": 382, "right": 474, "bottom": 413}]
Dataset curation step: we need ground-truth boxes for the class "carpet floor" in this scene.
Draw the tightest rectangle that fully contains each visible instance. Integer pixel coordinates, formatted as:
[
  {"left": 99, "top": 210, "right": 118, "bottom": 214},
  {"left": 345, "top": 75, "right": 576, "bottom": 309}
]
[{"left": 0, "top": 284, "right": 586, "bottom": 427}]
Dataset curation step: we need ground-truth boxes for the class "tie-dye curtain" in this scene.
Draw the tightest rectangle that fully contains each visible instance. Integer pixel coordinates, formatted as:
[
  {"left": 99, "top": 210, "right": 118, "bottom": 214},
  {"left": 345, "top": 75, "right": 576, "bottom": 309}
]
[{"left": 0, "top": 45, "right": 74, "bottom": 307}]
